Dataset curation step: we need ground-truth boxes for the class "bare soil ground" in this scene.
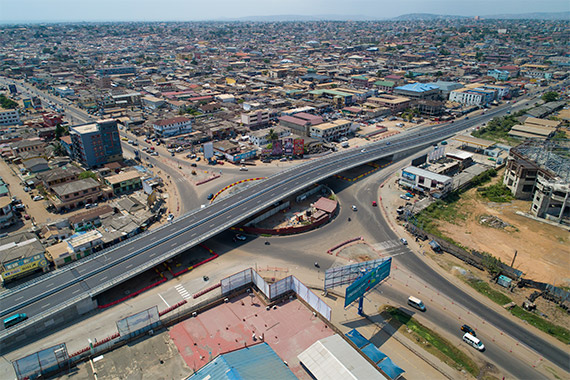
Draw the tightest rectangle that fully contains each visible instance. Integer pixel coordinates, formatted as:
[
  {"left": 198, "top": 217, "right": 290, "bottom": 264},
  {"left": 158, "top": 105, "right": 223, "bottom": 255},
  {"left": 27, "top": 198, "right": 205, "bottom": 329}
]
[{"left": 433, "top": 175, "right": 569, "bottom": 286}]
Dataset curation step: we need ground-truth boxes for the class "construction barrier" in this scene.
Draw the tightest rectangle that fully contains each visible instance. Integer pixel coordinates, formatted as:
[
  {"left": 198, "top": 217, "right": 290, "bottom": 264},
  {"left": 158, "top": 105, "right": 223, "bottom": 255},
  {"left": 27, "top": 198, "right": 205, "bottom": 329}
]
[
  {"left": 158, "top": 300, "right": 187, "bottom": 316},
  {"left": 327, "top": 236, "right": 364, "bottom": 254},
  {"left": 195, "top": 174, "right": 220, "bottom": 186},
  {"left": 193, "top": 283, "right": 221, "bottom": 299},
  {"left": 210, "top": 177, "right": 266, "bottom": 202}
]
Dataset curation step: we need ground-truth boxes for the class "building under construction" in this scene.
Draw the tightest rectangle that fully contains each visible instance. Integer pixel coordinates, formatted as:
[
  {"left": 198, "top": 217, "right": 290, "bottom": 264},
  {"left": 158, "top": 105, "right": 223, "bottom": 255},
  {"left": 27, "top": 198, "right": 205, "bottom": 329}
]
[{"left": 503, "top": 141, "right": 570, "bottom": 225}]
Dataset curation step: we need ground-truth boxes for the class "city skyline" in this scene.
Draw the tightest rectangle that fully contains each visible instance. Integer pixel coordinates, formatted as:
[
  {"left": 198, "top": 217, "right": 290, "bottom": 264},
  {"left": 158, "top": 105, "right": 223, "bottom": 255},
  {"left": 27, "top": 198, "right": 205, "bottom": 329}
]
[{"left": 0, "top": 0, "right": 569, "bottom": 23}]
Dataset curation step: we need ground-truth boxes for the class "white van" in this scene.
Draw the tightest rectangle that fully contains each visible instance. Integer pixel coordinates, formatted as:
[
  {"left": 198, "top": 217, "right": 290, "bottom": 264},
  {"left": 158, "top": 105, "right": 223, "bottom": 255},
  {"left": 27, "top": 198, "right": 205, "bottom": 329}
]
[
  {"left": 462, "top": 333, "right": 485, "bottom": 351},
  {"left": 407, "top": 296, "right": 426, "bottom": 311}
]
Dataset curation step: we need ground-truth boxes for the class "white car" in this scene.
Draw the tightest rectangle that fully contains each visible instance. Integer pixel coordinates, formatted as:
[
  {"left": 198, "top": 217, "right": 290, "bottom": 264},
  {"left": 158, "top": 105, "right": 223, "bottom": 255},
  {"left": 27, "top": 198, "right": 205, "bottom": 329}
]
[
  {"left": 351, "top": 205, "right": 357, "bottom": 211},
  {"left": 167, "top": 214, "right": 174, "bottom": 222},
  {"left": 400, "top": 194, "right": 410, "bottom": 200},
  {"left": 400, "top": 238, "right": 408, "bottom": 245},
  {"left": 33, "top": 195, "right": 44, "bottom": 201},
  {"left": 361, "top": 149, "right": 366, "bottom": 153},
  {"left": 239, "top": 166, "right": 248, "bottom": 171},
  {"left": 235, "top": 234, "right": 247, "bottom": 241}
]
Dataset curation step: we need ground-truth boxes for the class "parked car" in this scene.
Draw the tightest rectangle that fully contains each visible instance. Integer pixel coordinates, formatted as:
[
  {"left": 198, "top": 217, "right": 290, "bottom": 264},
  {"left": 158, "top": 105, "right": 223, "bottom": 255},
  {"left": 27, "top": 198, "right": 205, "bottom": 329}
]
[
  {"left": 351, "top": 205, "right": 357, "bottom": 211},
  {"left": 400, "top": 194, "right": 410, "bottom": 201},
  {"left": 151, "top": 151, "right": 158, "bottom": 156},
  {"left": 239, "top": 166, "right": 248, "bottom": 171},
  {"left": 33, "top": 195, "right": 44, "bottom": 201},
  {"left": 461, "top": 325, "right": 476, "bottom": 336},
  {"left": 85, "top": 203, "right": 98, "bottom": 209},
  {"left": 167, "top": 214, "right": 174, "bottom": 222},
  {"left": 235, "top": 234, "right": 246, "bottom": 241},
  {"left": 400, "top": 238, "right": 408, "bottom": 245},
  {"left": 23, "top": 187, "right": 31, "bottom": 192},
  {"left": 191, "top": 163, "right": 197, "bottom": 167},
  {"left": 23, "top": 214, "right": 30, "bottom": 220},
  {"left": 207, "top": 193, "right": 214, "bottom": 200}
]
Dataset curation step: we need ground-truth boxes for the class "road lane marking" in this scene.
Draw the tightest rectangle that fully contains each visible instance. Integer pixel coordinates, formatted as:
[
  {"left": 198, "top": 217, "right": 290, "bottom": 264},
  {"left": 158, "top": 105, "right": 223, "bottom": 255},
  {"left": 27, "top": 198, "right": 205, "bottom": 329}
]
[
  {"left": 126, "top": 264, "right": 133, "bottom": 269},
  {"left": 16, "top": 296, "right": 23, "bottom": 301},
  {"left": 175, "top": 284, "right": 191, "bottom": 299},
  {"left": 73, "top": 289, "right": 81, "bottom": 294},
  {"left": 41, "top": 303, "right": 51, "bottom": 309},
  {"left": 170, "top": 242, "right": 177, "bottom": 248},
  {"left": 158, "top": 293, "right": 170, "bottom": 308},
  {"left": 99, "top": 276, "right": 107, "bottom": 282}
]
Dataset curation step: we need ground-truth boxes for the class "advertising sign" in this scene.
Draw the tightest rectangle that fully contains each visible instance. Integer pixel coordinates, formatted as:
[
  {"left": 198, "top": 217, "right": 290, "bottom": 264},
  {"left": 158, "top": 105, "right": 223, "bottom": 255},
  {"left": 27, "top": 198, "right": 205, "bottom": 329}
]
[
  {"left": 344, "top": 257, "right": 391, "bottom": 308},
  {"left": 261, "top": 148, "right": 272, "bottom": 157},
  {"left": 283, "top": 138, "right": 294, "bottom": 155},
  {"left": 23, "top": 98, "right": 33, "bottom": 109},
  {"left": 203, "top": 142, "right": 213, "bottom": 160},
  {"left": 271, "top": 140, "right": 282, "bottom": 156},
  {"left": 402, "top": 171, "right": 416, "bottom": 181},
  {"left": 293, "top": 138, "right": 304, "bottom": 155},
  {"left": 32, "top": 96, "right": 42, "bottom": 108},
  {"left": 8, "top": 84, "right": 17, "bottom": 94}
]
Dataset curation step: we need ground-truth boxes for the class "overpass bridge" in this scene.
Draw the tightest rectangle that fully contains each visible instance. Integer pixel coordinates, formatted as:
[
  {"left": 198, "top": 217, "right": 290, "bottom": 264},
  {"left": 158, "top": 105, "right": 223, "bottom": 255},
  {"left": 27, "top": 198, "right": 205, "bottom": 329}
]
[{"left": 0, "top": 105, "right": 515, "bottom": 349}]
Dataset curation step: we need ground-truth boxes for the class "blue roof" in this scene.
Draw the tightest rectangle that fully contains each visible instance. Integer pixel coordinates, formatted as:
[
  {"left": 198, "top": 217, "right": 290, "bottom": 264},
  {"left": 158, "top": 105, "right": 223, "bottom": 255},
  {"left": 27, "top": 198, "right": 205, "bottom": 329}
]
[
  {"left": 395, "top": 83, "right": 439, "bottom": 93},
  {"left": 187, "top": 343, "right": 296, "bottom": 380},
  {"left": 378, "top": 357, "right": 405, "bottom": 380},
  {"left": 345, "top": 328, "right": 369, "bottom": 348}
]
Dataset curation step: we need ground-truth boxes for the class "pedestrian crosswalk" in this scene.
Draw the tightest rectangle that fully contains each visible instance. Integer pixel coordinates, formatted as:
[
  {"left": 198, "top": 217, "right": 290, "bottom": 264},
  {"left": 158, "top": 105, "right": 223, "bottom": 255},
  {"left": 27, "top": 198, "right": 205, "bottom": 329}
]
[
  {"left": 175, "top": 284, "right": 191, "bottom": 299},
  {"left": 371, "top": 240, "right": 405, "bottom": 251}
]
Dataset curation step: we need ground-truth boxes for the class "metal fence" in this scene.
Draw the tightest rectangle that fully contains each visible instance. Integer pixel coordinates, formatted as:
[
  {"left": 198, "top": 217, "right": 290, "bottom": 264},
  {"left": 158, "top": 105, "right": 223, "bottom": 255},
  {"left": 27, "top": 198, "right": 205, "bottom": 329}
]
[
  {"left": 12, "top": 343, "right": 69, "bottom": 380},
  {"left": 116, "top": 306, "right": 160, "bottom": 339}
]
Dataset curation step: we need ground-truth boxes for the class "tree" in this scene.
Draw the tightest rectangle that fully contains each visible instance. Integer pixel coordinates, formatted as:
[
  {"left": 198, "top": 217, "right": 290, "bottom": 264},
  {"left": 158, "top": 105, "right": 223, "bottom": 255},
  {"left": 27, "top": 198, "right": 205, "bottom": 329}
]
[
  {"left": 267, "top": 129, "right": 278, "bottom": 141},
  {"left": 541, "top": 91, "right": 559, "bottom": 102},
  {"left": 55, "top": 124, "right": 68, "bottom": 139},
  {"left": 79, "top": 171, "right": 98, "bottom": 180},
  {"left": 263, "top": 58, "right": 270, "bottom": 64},
  {"left": 52, "top": 141, "right": 66, "bottom": 156}
]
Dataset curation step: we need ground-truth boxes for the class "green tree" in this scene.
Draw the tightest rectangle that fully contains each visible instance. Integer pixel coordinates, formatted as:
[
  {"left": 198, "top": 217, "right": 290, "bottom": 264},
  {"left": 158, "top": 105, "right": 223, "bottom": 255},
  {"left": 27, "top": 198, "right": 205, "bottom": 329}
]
[
  {"left": 542, "top": 91, "right": 559, "bottom": 102},
  {"left": 55, "top": 124, "right": 68, "bottom": 139},
  {"left": 0, "top": 94, "right": 18, "bottom": 109},
  {"left": 52, "top": 141, "right": 66, "bottom": 156},
  {"left": 263, "top": 58, "right": 270, "bottom": 64},
  {"left": 79, "top": 171, "right": 98, "bottom": 180},
  {"left": 267, "top": 129, "right": 278, "bottom": 141}
]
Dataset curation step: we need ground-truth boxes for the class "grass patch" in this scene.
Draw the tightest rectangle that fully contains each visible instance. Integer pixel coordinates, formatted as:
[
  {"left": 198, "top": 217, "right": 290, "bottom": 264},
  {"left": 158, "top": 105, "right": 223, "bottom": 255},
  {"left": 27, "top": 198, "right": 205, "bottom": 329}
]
[
  {"left": 478, "top": 183, "right": 513, "bottom": 203},
  {"left": 465, "top": 278, "right": 512, "bottom": 305},
  {"left": 510, "top": 306, "right": 570, "bottom": 345},
  {"left": 381, "top": 306, "right": 479, "bottom": 377}
]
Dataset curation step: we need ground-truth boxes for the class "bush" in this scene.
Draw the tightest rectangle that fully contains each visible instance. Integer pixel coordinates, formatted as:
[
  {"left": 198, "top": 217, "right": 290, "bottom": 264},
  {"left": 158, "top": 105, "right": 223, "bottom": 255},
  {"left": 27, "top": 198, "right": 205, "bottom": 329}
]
[{"left": 479, "top": 183, "right": 513, "bottom": 203}]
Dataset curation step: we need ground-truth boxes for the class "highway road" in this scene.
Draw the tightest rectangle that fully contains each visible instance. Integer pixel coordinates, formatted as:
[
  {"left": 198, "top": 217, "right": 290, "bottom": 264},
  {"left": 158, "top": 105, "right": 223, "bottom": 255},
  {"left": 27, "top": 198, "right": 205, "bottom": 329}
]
[{"left": 2, "top": 89, "right": 568, "bottom": 371}]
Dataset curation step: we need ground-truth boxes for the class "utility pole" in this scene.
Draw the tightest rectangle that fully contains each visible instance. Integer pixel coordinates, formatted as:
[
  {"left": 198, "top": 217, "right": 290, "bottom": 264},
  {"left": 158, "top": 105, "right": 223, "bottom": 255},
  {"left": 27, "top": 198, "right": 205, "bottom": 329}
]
[{"left": 510, "top": 250, "right": 518, "bottom": 268}]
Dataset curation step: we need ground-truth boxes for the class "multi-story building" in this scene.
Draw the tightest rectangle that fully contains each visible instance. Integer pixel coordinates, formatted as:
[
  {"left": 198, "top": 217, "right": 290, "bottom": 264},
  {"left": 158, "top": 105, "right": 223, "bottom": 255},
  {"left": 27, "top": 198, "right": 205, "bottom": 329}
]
[
  {"left": 393, "top": 83, "right": 440, "bottom": 101},
  {"left": 152, "top": 117, "right": 192, "bottom": 138},
  {"left": 531, "top": 176, "right": 569, "bottom": 224},
  {"left": 309, "top": 119, "right": 352, "bottom": 141},
  {"left": 0, "top": 232, "right": 48, "bottom": 284},
  {"left": 50, "top": 177, "right": 112, "bottom": 212},
  {"left": 98, "top": 66, "right": 136, "bottom": 76},
  {"left": 487, "top": 69, "right": 511, "bottom": 81},
  {"left": 0, "top": 197, "right": 16, "bottom": 229},
  {"left": 367, "top": 95, "right": 411, "bottom": 113},
  {"left": 400, "top": 166, "right": 453, "bottom": 197},
  {"left": 0, "top": 109, "right": 20, "bottom": 126},
  {"left": 241, "top": 109, "right": 270, "bottom": 129},
  {"left": 249, "top": 126, "right": 291, "bottom": 147},
  {"left": 70, "top": 119, "right": 123, "bottom": 168},
  {"left": 104, "top": 171, "right": 143, "bottom": 196}
]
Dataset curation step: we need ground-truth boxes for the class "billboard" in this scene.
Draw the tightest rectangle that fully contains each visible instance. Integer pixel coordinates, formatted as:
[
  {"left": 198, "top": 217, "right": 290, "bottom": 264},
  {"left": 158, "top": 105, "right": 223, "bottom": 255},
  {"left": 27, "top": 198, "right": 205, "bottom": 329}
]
[
  {"left": 271, "top": 140, "right": 282, "bottom": 156},
  {"left": 344, "top": 257, "right": 391, "bottom": 307},
  {"left": 261, "top": 148, "right": 272, "bottom": 157},
  {"left": 116, "top": 306, "right": 159, "bottom": 336},
  {"left": 8, "top": 84, "right": 17, "bottom": 94},
  {"left": 401, "top": 171, "right": 416, "bottom": 181},
  {"left": 293, "top": 138, "right": 304, "bottom": 155},
  {"left": 203, "top": 142, "right": 214, "bottom": 160},
  {"left": 23, "top": 98, "right": 33, "bottom": 109},
  {"left": 283, "top": 138, "right": 294, "bottom": 155},
  {"left": 411, "top": 154, "right": 427, "bottom": 167},
  {"left": 325, "top": 258, "right": 390, "bottom": 290}
]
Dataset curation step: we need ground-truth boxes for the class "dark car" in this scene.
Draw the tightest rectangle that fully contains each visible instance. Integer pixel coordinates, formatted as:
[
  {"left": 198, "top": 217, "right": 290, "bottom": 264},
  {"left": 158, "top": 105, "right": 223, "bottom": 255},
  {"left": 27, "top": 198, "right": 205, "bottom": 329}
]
[
  {"left": 461, "top": 324, "right": 476, "bottom": 336},
  {"left": 207, "top": 193, "right": 214, "bottom": 200}
]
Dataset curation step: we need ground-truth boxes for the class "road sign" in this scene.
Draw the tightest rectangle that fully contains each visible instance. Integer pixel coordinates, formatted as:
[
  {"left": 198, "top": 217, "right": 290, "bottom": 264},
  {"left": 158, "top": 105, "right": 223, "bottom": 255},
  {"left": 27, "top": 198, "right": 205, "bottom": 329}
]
[{"left": 345, "top": 257, "right": 391, "bottom": 308}]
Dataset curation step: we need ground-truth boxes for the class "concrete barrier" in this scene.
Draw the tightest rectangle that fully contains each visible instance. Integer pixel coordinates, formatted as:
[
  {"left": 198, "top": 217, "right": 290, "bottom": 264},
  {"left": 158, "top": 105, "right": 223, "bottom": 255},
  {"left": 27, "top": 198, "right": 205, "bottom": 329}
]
[{"left": 327, "top": 236, "right": 363, "bottom": 254}]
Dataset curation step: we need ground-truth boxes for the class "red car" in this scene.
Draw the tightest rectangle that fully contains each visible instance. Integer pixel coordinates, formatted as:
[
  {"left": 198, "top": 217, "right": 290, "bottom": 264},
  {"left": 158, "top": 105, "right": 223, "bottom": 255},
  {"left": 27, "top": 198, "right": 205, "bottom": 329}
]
[
  {"left": 372, "top": 201, "right": 377, "bottom": 207},
  {"left": 23, "top": 214, "right": 30, "bottom": 220}
]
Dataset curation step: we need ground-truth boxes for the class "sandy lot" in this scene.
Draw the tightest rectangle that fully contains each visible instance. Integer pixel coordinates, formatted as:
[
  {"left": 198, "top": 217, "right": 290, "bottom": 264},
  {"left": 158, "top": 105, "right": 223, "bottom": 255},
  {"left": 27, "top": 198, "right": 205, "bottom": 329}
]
[{"left": 434, "top": 179, "right": 569, "bottom": 285}]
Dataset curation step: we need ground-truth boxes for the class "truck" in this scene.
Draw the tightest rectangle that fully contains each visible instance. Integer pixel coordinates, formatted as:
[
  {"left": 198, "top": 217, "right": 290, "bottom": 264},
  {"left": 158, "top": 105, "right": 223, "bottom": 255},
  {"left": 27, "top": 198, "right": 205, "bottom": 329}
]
[{"left": 340, "top": 141, "right": 349, "bottom": 148}]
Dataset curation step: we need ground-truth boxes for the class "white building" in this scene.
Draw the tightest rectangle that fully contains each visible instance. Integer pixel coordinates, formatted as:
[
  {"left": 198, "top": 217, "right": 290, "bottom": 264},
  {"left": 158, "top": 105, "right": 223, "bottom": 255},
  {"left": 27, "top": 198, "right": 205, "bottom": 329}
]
[
  {"left": 241, "top": 109, "right": 270, "bottom": 128},
  {"left": 152, "top": 117, "right": 192, "bottom": 138},
  {"left": 249, "top": 126, "right": 291, "bottom": 147},
  {"left": 309, "top": 119, "right": 353, "bottom": 141},
  {"left": 400, "top": 166, "right": 453, "bottom": 196},
  {"left": 54, "top": 86, "right": 75, "bottom": 97},
  {"left": 449, "top": 89, "right": 483, "bottom": 106},
  {"left": 0, "top": 109, "right": 20, "bottom": 126}
]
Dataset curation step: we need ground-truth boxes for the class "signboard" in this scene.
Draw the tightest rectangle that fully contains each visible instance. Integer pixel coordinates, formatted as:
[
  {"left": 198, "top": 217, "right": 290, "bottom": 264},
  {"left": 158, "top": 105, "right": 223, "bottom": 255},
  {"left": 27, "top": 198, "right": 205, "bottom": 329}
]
[
  {"left": 8, "top": 84, "right": 17, "bottom": 94},
  {"left": 344, "top": 257, "right": 391, "bottom": 308},
  {"left": 411, "top": 154, "right": 427, "bottom": 167},
  {"left": 293, "top": 138, "right": 304, "bottom": 155},
  {"left": 325, "top": 258, "right": 389, "bottom": 290},
  {"left": 283, "top": 138, "right": 294, "bottom": 155},
  {"left": 203, "top": 142, "right": 213, "bottom": 160},
  {"left": 402, "top": 171, "right": 416, "bottom": 181},
  {"left": 261, "top": 148, "right": 272, "bottom": 157},
  {"left": 271, "top": 140, "right": 282, "bottom": 156},
  {"left": 23, "top": 98, "right": 33, "bottom": 109}
]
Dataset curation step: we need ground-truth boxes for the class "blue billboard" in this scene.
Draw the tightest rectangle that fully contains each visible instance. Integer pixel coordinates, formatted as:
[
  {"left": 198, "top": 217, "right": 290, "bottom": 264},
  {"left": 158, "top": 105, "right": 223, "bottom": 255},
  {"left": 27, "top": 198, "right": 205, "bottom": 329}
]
[{"left": 344, "top": 257, "right": 391, "bottom": 308}]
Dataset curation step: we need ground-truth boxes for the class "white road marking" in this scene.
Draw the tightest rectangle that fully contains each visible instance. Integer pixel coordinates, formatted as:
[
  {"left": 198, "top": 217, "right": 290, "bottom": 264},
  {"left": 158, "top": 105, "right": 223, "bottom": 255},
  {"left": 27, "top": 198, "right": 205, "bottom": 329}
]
[
  {"left": 16, "top": 296, "right": 23, "bottom": 301},
  {"left": 175, "top": 284, "right": 191, "bottom": 299},
  {"left": 73, "top": 289, "right": 81, "bottom": 294},
  {"left": 41, "top": 303, "right": 51, "bottom": 309},
  {"left": 126, "top": 264, "right": 133, "bottom": 269},
  {"left": 99, "top": 276, "right": 107, "bottom": 282},
  {"left": 158, "top": 293, "right": 170, "bottom": 308},
  {"left": 170, "top": 242, "right": 177, "bottom": 248}
]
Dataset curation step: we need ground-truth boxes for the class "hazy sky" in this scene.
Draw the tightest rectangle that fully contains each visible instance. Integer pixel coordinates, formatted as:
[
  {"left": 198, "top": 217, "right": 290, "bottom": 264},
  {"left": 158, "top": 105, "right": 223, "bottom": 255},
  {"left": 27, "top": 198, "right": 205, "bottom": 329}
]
[{"left": 0, "top": 0, "right": 568, "bottom": 23}]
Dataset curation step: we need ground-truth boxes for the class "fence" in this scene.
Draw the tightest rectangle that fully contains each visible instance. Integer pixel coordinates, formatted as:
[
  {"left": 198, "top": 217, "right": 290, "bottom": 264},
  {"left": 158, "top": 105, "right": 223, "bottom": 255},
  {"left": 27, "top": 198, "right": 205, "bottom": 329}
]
[
  {"left": 12, "top": 343, "right": 69, "bottom": 380},
  {"left": 220, "top": 268, "right": 332, "bottom": 321}
]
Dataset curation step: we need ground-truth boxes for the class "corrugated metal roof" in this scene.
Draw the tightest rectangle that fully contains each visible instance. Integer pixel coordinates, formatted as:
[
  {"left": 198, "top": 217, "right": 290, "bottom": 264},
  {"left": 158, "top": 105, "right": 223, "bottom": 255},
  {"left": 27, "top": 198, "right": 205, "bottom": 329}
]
[{"left": 188, "top": 343, "right": 296, "bottom": 380}]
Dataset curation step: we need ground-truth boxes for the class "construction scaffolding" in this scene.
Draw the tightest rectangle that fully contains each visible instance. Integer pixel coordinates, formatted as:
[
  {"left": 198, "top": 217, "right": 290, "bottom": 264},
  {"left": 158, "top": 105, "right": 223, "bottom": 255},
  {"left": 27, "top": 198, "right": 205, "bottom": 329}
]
[{"left": 511, "top": 140, "right": 570, "bottom": 181}]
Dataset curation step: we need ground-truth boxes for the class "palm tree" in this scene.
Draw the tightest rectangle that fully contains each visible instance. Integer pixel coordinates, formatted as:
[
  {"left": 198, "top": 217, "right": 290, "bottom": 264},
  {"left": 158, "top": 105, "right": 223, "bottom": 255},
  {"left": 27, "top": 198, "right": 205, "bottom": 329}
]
[{"left": 267, "top": 129, "right": 278, "bottom": 141}]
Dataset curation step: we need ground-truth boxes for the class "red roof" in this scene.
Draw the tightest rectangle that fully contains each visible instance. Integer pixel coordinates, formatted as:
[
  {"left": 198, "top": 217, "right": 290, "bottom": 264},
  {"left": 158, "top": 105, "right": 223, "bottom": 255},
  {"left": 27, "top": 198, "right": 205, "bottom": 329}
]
[
  {"left": 294, "top": 112, "right": 323, "bottom": 124},
  {"left": 313, "top": 197, "right": 337, "bottom": 214},
  {"left": 278, "top": 115, "right": 309, "bottom": 126},
  {"left": 153, "top": 117, "right": 191, "bottom": 126}
]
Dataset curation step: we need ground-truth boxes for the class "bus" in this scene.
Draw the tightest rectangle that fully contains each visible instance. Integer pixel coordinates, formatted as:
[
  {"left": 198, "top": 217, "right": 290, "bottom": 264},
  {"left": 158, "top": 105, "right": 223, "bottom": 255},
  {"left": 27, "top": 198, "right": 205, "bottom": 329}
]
[{"left": 3, "top": 313, "right": 27, "bottom": 328}]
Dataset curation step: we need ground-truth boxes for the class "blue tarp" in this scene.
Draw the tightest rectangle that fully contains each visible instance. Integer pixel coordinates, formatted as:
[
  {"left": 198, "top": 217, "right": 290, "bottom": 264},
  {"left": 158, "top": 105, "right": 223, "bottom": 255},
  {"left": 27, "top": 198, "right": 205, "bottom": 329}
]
[
  {"left": 345, "top": 328, "right": 369, "bottom": 348},
  {"left": 378, "top": 357, "right": 405, "bottom": 380},
  {"left": 361, "top": 344, "right": 387, "bottom": 364}
]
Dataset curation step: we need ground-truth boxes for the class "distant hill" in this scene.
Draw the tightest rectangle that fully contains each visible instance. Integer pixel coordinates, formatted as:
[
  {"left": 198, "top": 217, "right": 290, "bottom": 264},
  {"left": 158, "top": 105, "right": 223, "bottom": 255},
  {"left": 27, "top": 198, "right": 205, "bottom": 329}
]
[
  {"left": 481, "top": 12, "right": 570, "bottom": 20},
  {"left": 391, "top": 13, "right": 466, "bottom": 21}
]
